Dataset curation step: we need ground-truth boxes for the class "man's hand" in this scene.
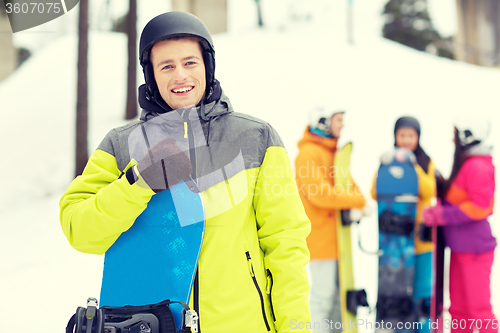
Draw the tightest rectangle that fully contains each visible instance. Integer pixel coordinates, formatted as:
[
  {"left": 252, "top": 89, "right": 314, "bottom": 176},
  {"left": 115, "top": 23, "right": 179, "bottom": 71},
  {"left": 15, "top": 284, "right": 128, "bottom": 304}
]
[{"left": 136, "top": 137, "right": 193, "bottom": 193}]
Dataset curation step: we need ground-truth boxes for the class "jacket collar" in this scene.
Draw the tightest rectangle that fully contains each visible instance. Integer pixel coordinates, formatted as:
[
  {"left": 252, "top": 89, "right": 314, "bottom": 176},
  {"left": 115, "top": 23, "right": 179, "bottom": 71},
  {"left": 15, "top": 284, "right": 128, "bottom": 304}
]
[{"left": 298, "top": 126, "right": 338, "bottom": 151}]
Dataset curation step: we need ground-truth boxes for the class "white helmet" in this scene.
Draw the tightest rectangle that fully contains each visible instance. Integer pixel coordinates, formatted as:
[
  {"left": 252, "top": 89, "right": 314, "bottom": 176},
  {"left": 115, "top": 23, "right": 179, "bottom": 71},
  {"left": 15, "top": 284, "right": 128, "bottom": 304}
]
[
  {"left": 309, "top": 106, "right": 345, "bottom": 135},
  {"left": 453, "top": 115, "right": 490, "bottom": 147}
]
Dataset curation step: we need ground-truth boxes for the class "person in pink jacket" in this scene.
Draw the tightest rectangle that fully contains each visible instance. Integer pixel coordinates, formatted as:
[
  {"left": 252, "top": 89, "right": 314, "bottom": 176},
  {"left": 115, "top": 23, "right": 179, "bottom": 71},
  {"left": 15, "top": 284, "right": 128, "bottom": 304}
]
[{"left": 423, "top": 116, "right": 497, "bottom": 333}]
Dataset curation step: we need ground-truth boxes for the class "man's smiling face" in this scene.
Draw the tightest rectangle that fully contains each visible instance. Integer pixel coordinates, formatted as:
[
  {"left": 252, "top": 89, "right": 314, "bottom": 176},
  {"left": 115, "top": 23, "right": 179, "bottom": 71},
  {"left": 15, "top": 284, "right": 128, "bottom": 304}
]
[{"left": 150, "top": 37, "right": 206, "bottom": 110}]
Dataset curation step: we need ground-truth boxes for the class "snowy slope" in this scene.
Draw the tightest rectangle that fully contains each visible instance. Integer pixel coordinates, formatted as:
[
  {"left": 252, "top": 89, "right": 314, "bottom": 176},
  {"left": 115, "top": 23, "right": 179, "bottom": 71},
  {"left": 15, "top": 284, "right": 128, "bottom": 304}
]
[{"left": 1, "top": 1, "right": 499, "bottom": 332}]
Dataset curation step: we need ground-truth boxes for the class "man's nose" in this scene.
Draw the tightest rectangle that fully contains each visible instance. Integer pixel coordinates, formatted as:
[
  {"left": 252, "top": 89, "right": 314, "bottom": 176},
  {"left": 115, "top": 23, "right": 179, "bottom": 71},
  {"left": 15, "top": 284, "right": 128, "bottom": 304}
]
[{"left": 173, "top": 67, "right": 188, "bottom": 81}]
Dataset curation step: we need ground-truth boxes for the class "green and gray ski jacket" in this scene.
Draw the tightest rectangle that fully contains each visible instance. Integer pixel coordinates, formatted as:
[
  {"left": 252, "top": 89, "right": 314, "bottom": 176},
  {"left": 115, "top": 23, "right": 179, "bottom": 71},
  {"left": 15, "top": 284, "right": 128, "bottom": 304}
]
[{"left": 60, "top": 92, "right": 312, "bottom": 333}]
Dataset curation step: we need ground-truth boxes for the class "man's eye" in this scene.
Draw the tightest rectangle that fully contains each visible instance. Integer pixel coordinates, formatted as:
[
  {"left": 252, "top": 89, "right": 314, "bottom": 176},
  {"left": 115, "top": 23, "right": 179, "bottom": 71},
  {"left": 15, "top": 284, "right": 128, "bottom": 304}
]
[
  {"left": 162, "top": 65, "right": 172, "bottom": 70},
  {"left": 186, "top": 61, "right": 196, "bottom": 66}
]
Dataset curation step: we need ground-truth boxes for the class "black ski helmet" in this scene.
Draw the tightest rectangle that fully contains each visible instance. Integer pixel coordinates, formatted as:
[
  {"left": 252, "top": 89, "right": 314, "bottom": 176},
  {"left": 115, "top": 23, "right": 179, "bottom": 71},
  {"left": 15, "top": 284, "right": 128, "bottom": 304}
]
[
  {"left": 394, "top": 116, "right": 421, "bottom": 137},
  {"left": 139, "top": 11, "right": 216, "bottom": 103}
]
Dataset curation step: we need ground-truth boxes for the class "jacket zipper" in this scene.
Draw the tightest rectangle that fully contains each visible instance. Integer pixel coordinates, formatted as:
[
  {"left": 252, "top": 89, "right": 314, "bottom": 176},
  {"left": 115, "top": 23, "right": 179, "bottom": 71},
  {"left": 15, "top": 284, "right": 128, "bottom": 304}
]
[
  {"left": 246, "top": 251, "right": 271, "bottom": 331},
  {"left": 194, "top": 269, "right": 201, "bottom": 332},
  {"left": 266, "top": 269, "right": 276, "bottom": 322},
  {"left": 185, "top": 110, "right": 200, "bottom": 332}
]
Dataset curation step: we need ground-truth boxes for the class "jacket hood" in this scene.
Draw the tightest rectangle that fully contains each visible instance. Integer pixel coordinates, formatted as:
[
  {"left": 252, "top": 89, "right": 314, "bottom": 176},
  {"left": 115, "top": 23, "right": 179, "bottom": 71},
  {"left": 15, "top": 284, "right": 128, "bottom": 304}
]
[
  {"left": 298, "top": 126, "right": 338, "bottom": 152},
  {"left": 138, "top": 81, "right": 232, "bottom": 122}
]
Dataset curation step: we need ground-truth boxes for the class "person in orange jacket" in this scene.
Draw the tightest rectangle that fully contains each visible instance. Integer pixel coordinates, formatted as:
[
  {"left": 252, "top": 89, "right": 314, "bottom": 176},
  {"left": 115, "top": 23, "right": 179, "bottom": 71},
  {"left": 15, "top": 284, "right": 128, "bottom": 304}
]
[
  {"left": 295, "top": 110, "right": 367, "bottom": 332},
  {"left": 371, "top": 116, "right": 436, "bottom": 320}
]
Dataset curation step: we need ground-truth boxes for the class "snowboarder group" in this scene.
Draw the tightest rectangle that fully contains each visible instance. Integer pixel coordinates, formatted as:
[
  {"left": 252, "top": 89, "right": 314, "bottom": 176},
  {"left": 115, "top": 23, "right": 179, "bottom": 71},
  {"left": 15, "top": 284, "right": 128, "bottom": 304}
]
[{"left": 297, "top": 110, "right": 496, "bottom": 333}]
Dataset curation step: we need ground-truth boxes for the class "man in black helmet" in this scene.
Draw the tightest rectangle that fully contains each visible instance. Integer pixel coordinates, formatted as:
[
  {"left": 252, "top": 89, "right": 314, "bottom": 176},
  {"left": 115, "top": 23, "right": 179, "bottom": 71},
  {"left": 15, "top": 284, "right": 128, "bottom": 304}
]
[
  {"left": 150, "top": 37, "right": 207, "bottom": 110},
  {"left": 60, "top": 11, "right": 313, "bottom": 333}
]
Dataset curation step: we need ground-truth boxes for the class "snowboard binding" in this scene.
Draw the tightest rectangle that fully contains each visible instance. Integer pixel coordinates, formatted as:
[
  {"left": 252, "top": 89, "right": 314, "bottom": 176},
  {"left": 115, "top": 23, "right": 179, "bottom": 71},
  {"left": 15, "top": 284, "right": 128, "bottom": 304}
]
[
  {"left": 376, "top": 295, "right": 413, "bottom": 320},
  {"left": 416, "top": 297, "right": 431, "bottom": 318},
  {"left": 66, "top": 298, "right": 105, "bottom": 333},
  {"left": 66, "top": 298, "right": 198, "bottom": 333},
  {"left": 341, "top": 209, "right": 383, "bottom": 255},
  {"left": 379, "top": 210, "right": 414, "bottom": 236},
  {"left": 346, "top": 289, "right": 370, "bottom": 315},
  {"left": 104, "top": 313, "right": 160, "bottom": 333},
  {"left": 419, "top": 224, "right": 433, "bottom": 242},
  {"left": 341, "top": 210, "right": 357, "bottom": 226}
]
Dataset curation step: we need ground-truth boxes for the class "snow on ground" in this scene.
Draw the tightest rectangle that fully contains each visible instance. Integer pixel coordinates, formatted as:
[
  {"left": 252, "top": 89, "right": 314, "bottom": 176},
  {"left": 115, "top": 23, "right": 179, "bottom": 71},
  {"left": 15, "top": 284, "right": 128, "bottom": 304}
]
[{"left": 0, "top": 0, "right": 499, "bottom": 331}]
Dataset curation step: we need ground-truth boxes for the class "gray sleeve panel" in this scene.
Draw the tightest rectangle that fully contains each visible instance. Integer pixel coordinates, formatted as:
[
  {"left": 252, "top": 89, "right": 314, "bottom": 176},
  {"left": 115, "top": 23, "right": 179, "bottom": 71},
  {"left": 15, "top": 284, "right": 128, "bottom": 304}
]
[
  {"left": 220, "top": 112, "right": 285, "bottom": 167},
  {"left": 264, "top": 122, "right": 284, "bottom": 148},
  {"left": 96, "top": 121, "right": 142, "bottom": 172},
  {"left": 96, "top": 129, "right": 117, "bottom": 157}
]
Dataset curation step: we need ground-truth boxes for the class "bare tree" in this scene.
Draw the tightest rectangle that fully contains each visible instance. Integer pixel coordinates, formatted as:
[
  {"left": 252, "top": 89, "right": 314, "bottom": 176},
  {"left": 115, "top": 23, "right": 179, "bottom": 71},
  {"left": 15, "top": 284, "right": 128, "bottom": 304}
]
[
  {"left": 255, "top": 0, "right": 264, "bottom": 27},
  {"left": 75, "top": 0, "right": 89, "bottom": 176},
  {"left": 0, "top": 5, "right": 17, "bottom": 81},
  {"left": 125, "top": 0, "right": 137, "bottom": 120}
]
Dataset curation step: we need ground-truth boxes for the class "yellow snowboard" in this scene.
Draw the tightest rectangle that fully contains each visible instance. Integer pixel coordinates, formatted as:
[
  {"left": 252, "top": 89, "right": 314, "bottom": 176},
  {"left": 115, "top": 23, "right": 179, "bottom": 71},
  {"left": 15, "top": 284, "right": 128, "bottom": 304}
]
[{"left": 334, "top": 142, "right": 366, "bottom": 332}]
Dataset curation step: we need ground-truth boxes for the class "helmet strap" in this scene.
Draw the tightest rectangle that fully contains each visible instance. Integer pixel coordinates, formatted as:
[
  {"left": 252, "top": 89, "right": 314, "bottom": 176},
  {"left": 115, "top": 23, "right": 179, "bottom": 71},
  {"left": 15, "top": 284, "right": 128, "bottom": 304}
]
[
  {"left": 202, "top": 49, "right": 215, "bottom": 102},
  {"left": 143, "top": 62, "right": 158, "bottom": 101}
]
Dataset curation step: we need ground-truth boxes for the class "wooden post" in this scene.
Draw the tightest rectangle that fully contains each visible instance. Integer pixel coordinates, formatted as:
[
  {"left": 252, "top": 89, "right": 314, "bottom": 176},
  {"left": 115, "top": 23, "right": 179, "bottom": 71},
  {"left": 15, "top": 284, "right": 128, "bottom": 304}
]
[
  {"left": 0, "top": 10, "right": 16, "bottom": 81},
  {"left": 347, "top": 0, "right": 354, "bottom": 44},
  {"left": 493, "top": 0, "right": 500, "bottom": 66},
  {"left": 75, "top": 0, "right": 89, "bottom": 176},
  {"left": 125, "top": 0, "right": 137, "bottom": 120},
  {"left": 171, "top": 0, "right": 227, "bottom": 34},
  {"left": 454, "top": 0, "right": 467, "bottom": 63},
  {"left": 465, "top": 0, "right": 478, "bottom": 64}
]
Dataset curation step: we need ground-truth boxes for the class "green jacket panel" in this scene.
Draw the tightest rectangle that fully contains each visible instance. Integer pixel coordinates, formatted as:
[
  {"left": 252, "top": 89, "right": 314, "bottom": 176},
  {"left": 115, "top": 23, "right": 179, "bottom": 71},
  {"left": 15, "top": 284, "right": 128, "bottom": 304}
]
[{"left": 59, "top": 149, "right": 153, "bottom": 254}]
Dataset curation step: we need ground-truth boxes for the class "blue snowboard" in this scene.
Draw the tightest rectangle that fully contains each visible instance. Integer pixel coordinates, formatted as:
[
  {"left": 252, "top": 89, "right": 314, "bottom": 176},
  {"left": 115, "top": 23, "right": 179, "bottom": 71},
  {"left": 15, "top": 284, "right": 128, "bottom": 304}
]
[
  {"left": 100, "top": 180, "right": 205, "bottom": 331},
  {"left": 376, "top": 148, "right": 419, "bottom": 331}
]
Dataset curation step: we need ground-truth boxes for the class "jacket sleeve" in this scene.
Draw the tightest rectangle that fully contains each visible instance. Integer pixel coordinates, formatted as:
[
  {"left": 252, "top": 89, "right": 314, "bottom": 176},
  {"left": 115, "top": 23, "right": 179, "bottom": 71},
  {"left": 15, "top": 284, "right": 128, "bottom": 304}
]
[
  {"left": 371, "top": 172, "right": 377, "bottom": 200},
  {"left": 254, "top": 127, "right": 312, "bottom": 333},
  {"left": 59, "top": 148, "right": 154, "bottom": 255},
  {"left": 295, "top": 146, "right": 366, "bottom": 210},
  {"left": 415, "top": 161, "right": 436, "bottom": 200},
  {"left": 442, "top": 160, "right": 495, "bottom": 226}
]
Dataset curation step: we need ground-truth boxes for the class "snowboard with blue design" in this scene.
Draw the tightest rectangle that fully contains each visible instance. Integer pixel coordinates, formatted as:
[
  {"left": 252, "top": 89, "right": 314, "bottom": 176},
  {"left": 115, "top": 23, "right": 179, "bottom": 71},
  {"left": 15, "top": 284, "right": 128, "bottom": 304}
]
[
  {"left": 100, "top": 180, "right": 205, "bottom": 331},
  {"left": 376, "top": 148, "right": 420, "bottom": 331}
]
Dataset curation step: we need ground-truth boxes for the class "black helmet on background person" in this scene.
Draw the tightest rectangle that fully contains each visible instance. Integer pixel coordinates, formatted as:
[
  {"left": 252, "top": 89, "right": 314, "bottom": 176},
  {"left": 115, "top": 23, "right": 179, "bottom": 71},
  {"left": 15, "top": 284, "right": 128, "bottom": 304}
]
[
  {"left": 139, "top": 11, "right": 216, "bottom": 103},
  {"left": 394, "top": 116, "right": 421, "bottom": 137}
]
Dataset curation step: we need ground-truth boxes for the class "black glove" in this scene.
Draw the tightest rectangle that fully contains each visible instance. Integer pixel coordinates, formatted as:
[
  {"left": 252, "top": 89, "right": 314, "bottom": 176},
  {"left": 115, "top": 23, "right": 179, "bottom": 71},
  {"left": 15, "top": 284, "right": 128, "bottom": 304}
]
[{"left": 133, "top": 136, "right": 192, "bottom": 193}]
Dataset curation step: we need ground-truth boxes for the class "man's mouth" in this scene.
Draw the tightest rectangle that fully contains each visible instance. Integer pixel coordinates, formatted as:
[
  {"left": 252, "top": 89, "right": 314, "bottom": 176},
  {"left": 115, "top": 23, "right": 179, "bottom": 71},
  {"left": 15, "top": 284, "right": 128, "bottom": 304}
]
[{"left": 172, "top": 86, "right": 194, "bottom": 93}]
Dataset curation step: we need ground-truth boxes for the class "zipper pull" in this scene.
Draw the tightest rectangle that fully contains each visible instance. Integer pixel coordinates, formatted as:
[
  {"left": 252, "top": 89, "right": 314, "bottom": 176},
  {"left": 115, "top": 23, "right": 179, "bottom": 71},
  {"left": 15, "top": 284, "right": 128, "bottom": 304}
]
[
  {"left": 266, "top": 269, "right": 272, "bottom": 294},
  {"left": 184, "top": 122, "right": 188, "bottom": 139},
  {"left": 245, "top": 251, "right": 255, "bottom": 277}
]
